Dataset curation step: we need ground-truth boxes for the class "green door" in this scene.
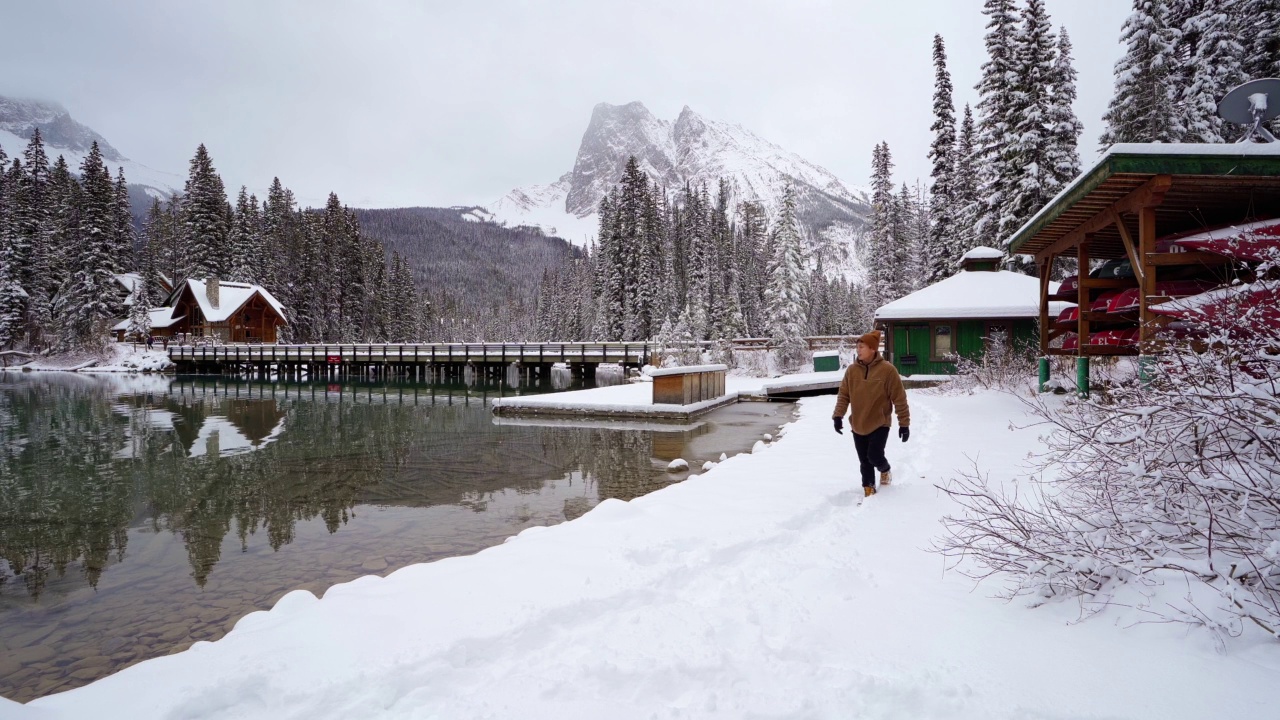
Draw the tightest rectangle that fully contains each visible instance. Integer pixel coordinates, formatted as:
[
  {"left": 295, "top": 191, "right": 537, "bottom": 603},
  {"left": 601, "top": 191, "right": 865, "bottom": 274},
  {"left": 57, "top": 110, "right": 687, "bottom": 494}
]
[{"left": 891, "top": 324, "right": 931, "bottom": 375}]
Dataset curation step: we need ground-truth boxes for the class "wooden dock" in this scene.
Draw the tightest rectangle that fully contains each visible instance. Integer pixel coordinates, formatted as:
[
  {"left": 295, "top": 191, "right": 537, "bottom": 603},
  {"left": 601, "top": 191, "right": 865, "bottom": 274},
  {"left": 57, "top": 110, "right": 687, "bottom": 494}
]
[{"left": 167, "top": 342, "right": 653, "bottom": 381}]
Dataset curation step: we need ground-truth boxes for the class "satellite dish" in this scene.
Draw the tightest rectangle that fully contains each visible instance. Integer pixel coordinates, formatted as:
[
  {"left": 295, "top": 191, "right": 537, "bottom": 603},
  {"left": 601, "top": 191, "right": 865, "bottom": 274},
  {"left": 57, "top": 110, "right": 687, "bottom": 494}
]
[{"left": 1218, "top": 78, "right": 1280, "bottom": 142}]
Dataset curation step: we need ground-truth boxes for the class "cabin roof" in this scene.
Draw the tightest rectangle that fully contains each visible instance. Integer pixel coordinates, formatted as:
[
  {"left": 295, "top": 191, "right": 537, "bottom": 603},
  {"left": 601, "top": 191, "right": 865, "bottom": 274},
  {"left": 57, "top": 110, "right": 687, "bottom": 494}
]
[
  {"left": 180, "top": 279, "right": 287, "bottom": 324},
  {"left": 112, "top": 306, "right": 185, "bottom": 331},
  {"left": 875, "top": 270, "right": 1071, "bottom": 321}
]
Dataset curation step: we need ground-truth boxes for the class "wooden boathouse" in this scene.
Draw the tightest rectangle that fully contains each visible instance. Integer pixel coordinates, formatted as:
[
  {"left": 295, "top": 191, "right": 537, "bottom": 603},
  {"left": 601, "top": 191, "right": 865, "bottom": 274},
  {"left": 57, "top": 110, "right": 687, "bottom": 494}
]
[{"left": 1003, "top": 143, "right": 1280, "bottom": 394}]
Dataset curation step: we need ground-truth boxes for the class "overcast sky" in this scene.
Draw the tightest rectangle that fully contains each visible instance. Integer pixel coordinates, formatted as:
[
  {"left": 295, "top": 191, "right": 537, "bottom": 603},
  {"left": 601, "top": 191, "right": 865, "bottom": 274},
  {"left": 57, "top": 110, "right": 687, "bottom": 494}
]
[{"left": 1, "top": 0, "right": 1129, "bottom": 209}]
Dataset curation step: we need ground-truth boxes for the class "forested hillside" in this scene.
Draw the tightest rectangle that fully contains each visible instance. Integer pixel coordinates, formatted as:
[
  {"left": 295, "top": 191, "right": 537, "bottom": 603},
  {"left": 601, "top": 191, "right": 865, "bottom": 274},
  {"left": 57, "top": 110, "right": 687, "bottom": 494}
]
[{"left": 353, "top": 207, "right": 581, "bottom": 340}]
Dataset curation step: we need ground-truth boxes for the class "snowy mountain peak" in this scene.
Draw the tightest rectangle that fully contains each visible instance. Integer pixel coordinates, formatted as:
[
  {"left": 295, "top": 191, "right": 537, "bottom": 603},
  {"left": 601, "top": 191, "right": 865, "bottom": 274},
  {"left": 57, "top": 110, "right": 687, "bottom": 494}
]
[
  {"left": 0, "top": 94, "right": 181, "bottom": 199},
  {"left": 483, "top": 101, "right": 871, "bottom": 280},
  {"left": 0, "top": 96, "right": 125, "bottom": 163}
]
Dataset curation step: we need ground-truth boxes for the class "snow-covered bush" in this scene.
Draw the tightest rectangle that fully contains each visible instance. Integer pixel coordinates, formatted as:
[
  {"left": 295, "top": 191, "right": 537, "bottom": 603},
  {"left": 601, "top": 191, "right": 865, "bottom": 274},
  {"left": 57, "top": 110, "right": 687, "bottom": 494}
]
[
  {"left": 939, "top": 277, "right": 1280, "bottom": 644},
  {"left": 949, "top": 332, "right": 1036, "bottom": 393}
]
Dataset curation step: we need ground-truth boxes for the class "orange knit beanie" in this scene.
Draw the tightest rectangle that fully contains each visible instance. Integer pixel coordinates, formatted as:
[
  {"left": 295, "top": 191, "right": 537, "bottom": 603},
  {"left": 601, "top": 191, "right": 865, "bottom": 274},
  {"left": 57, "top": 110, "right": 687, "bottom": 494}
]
[{"left": 858, "top": 330, "right": 881, "bottom": 351}]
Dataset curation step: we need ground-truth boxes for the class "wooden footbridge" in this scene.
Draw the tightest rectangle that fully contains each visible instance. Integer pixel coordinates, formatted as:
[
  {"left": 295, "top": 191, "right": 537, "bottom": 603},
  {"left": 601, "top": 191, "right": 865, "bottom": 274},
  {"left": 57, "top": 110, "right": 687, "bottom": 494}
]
[{"left": 167, "top": 342, "right": 655, "bottom": 381}]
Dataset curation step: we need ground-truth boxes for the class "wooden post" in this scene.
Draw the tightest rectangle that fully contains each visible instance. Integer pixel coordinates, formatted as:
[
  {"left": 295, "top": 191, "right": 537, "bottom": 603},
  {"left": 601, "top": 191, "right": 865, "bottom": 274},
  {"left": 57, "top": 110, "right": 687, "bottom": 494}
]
[
  {"left": 1139, "top": 205, "right": 1158, "bottom": 355},
  {"left": 1039, "top": 254, "right": 1053, "bottom": 355},
  {"left": 1076, "top": 238, "right": 1090, "bottom": 353}
]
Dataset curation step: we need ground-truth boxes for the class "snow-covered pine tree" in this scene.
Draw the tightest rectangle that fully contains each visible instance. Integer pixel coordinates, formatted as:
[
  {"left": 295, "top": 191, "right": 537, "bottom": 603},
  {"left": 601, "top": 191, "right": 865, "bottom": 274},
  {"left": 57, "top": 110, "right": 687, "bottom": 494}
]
[
  {"left": 707, "top": 179, "right": 736, "bottom": 340},
  {"left": 1180, "top": 0, "right": 1245, "bottom": 142},
  {"left": 1001, "top": 0, "right": 1058, "bottom": 243},
  {"left": 890, "top": 183, "right": 919, "bottom": 300},
  {"left": 643, "top": 178, "right": 670, "bottom": 333},
  {"left": 61, "top": 142, "right": 119, "bottom": 348},
  {"left": 595, "top": 192, "right": 625, "bottom": 340},
  {"left": 0, "top": 145, "right": 22, "bottom": 349},
  {"left": 736, "top": 200, "right": 769, "bottom": 337},
  {"left": 15, "top": 130, "right": 50, "bottom": 292},
  {"left": 763, "top": 182, "right": 809, "bottom": 369},
  {"left": 614, "top": 157, "right": 649, "bottom": 340},
  {"left": 534, "top": 269, "right": 556, "bottom": 341},
  {"left": 683, "top": 184, "right": 712, "bottom": 340},
  {"left": 974, "top": 0, "right": 1021, "bottom": 249},
  {"left": 925, "top": 34, "right": 958, "bottom": 285},
  {"left": 1046, "top": 28, "right": 1083, "bottom": 188},
  {"left": 181, "top": 144, "right": 230, "bottom": 281},
  {"left": 952, "top": 104, "right": 980, "bottom": 264},
  {"left": 229, "top": 186, "right": 261, "bottom": 284},
  {"left": 1100, "top": 0, "right": 1183, "bottom": 145},
  {"left": 863, "top": 141, "right": 896, "bottom": 313},
  {"left": 111, "top": 167, "right": 133, "bottom": 274},
  {"left": 125, "top": 280, "right": 153, "bottom": 342}
]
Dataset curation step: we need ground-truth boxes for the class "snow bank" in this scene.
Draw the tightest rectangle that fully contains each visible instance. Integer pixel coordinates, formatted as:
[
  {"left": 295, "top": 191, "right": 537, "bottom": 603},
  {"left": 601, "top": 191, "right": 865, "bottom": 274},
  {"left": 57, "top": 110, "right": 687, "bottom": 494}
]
[
  {"left": 13, "top": 389, "right": 1277, "bottom": 719},
  {"left": 0, "top": 344, "right": 173, "bottom": 374}
]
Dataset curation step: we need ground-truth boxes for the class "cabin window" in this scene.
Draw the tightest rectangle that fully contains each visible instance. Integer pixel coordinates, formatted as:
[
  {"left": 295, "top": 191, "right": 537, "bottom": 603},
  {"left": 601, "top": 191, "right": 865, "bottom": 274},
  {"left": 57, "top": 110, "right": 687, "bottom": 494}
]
[
  {"left": 931, "top": 323, "right": 954, "bottom": 361},
  {"left": 985, "top": 322, "right": 1012, "bottom": 352}
]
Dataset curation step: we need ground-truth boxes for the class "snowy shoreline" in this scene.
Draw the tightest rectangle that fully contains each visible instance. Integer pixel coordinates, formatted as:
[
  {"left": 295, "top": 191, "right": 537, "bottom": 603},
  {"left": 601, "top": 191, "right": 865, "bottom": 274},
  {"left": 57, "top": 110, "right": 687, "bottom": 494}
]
[
  {"left": 0, "top": 344, "right": 174, "bottom": 374},
  {"left": 7, "top": 381, "right": 1276, "bottom": 719}
]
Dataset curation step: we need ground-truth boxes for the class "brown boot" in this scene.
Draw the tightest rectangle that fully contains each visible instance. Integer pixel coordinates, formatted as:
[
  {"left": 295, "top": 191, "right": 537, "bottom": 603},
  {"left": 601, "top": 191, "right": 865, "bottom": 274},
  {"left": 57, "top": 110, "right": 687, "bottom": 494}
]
[
  {"left": 880, "top": 471, "right": 892, "bottom": 486},
  {"left": 863, "top": 486, "right": 876, "bottom": 497}
]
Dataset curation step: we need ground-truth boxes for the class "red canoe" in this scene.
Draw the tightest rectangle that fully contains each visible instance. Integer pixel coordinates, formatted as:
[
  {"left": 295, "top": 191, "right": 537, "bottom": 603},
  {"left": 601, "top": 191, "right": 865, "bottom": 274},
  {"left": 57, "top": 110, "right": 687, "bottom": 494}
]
[{"left": 1171, "top": 218, "right": 1280, "bottom": 263}]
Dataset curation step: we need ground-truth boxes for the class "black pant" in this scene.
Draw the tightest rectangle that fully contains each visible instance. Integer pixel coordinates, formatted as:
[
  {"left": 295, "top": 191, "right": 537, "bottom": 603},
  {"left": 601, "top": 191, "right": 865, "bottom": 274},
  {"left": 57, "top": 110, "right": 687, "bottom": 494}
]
[{"left": 853, "top": 426, "right": 891, "bottom": 487}]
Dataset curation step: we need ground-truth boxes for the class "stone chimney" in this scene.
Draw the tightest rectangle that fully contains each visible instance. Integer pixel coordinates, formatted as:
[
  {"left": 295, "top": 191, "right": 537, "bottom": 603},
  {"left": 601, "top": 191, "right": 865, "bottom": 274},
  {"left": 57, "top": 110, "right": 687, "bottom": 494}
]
[{"left": 208, "top": 277, "right": 220, "bottom": 308}]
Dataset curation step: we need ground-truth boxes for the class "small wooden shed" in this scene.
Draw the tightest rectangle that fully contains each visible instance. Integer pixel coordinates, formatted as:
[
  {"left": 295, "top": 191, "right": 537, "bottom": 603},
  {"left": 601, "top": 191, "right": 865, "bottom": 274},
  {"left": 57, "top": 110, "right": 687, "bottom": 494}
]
[
  {"left": 874, "top": 247, "right": 1070, "bottom": 375},
  {"left": 650, "top": 364, "right": 728, "bottom": 405}
]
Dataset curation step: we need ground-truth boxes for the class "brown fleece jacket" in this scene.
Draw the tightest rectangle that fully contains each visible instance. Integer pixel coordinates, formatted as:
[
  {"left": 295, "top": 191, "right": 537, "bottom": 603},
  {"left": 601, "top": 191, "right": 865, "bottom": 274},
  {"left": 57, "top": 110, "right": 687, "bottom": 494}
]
[{"left": 832, "top": 354, "right": 910, "bottom": 435}]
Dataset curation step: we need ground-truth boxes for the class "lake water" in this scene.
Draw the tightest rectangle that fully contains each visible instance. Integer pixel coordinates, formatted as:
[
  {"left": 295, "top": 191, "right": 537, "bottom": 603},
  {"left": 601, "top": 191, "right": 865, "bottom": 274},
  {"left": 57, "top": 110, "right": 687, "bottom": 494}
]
[{"left": 0, "top": 372, "right": 795, "bottom": 703}]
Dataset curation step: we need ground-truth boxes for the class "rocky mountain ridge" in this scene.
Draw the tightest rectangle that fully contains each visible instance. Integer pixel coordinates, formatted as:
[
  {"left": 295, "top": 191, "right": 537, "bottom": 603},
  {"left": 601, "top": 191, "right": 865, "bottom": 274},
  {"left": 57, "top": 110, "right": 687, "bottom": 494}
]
[
  {"left": 0, "top": 95, "right": 181, "bottom": 201},
  {"left": 477, "top": 101, "right": 871, "bottom": 281}
]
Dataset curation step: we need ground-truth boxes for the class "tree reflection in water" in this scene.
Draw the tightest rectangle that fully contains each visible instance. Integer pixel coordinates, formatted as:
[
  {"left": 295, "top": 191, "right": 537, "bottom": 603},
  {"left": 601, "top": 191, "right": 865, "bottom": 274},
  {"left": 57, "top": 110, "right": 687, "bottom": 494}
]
[
  {"left": 0, "top": 374, "right": 701, "bottom": 598},
  {"left": 1, "top": 373, "right": 788, "bottom": 703}
]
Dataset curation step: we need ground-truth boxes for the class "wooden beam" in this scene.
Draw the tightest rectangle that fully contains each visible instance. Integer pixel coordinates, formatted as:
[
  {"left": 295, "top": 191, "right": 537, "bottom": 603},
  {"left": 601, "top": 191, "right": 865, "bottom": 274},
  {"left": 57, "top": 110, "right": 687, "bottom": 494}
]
[
  {"left": 1109, "top": 209, "right": 1145, "bottom": 286},
  {"left": 1034, "top": 175, "right": 1173, "bottom": 261}
]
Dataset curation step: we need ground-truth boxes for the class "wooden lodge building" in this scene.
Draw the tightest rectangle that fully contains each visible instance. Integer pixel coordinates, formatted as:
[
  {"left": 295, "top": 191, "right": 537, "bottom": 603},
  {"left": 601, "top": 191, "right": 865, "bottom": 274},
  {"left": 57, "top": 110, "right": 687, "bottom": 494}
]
[
  {"left": 1002, "top": 142, "right": 1280, "bottom": 394},
  {"left": 115, "top": 277, "right": 288, "bottom": 343},
  {"left": 874, "top": 247, "right": 1071, "bottom": 376}
]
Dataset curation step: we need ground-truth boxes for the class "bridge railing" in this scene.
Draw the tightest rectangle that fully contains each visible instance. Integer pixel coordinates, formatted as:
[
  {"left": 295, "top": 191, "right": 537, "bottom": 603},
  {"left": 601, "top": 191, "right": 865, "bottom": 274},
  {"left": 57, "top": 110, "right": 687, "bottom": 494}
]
[{"left": 167, "top": 342, "right": 655, "bottom": 365}]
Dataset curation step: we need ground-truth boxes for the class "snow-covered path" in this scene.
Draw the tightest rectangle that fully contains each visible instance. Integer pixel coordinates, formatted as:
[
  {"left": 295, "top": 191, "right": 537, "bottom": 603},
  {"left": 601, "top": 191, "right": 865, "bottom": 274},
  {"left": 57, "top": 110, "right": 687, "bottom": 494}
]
[{"left": 8, "top": 390, "right": 1277, "bottom": 719}]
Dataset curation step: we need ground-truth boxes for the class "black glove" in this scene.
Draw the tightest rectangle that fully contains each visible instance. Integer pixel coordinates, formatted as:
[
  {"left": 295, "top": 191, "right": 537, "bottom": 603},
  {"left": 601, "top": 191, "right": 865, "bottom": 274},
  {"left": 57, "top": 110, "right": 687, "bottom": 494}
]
[
  {"left": 833, "top": 417, "right": 843, "bottom": 434},
  {"left": 899, "top": 427, "right": 910, "bottom": 443}
]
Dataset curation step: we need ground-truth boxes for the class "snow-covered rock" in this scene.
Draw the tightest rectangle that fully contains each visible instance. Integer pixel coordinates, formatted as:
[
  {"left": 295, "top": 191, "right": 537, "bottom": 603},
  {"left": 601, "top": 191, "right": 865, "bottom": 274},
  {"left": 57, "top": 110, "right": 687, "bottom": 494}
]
[
  {"left": 666, "top": 458, "right": 690, "bottom": 472},
  {"left": 484, "top": 101, "right": 870, "bottom": 280},
  {"left": 702, "top": 461, "right": 716, "bottom": 471}
]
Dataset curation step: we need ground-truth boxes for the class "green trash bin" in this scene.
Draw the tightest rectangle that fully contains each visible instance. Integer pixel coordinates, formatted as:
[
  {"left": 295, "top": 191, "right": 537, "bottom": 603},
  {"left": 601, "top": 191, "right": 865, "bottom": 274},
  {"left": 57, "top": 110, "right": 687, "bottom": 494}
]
[{"left": 813, "top": 351, "right": 840, "bottom": 372}]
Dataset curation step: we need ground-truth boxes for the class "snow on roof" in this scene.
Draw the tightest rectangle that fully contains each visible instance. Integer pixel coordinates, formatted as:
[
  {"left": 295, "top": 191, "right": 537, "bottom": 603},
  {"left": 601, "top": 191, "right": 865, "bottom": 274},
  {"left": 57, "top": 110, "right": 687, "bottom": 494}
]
[
  {"left": 961, "top": 246, "right": 1004, "bottom": 261},
  {"left": 185, "top": 278, "right": 287, "bottom": 323},
  {"left": 875, "top": 270, "right": 1070, "bottom": 320},
  {"left": 112, "top": 306, "right": 184, "bottom": 331},
  {"left": 1105, "top": 141, "right": 1280, "bottom": 157},
  {"left": 115, "top": 273, "right": 142, "bottom": 305}
]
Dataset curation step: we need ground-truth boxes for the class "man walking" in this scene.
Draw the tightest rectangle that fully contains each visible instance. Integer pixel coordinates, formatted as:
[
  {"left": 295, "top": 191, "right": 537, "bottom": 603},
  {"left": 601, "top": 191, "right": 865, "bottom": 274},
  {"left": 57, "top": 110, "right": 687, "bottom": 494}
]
[{"left": 832, "top": 330, "right": 910, "bottom": 497}]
